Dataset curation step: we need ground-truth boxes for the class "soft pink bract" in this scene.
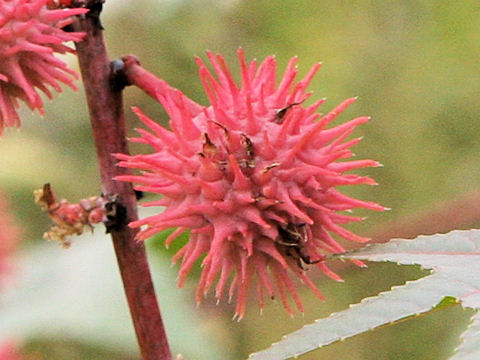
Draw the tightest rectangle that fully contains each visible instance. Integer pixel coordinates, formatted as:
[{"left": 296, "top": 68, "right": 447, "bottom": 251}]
[
  {"left": 0, "top": 0, "right": 87, "bottom": 134},
  {"left": 0, "top": 194, "right": 22, "bottom": 359},
  {"left": 0, "top": 341, "right": 23, "bottom": 360},
  {"left": 0, "top": 190, "right": 19, "bottom": 288},
  {"left": 117, "top": 50, "right": 385, "bottom": 318}
]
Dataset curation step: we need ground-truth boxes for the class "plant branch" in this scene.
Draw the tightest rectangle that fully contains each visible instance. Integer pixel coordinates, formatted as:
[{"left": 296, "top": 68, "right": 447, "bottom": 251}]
[
  {"left": 72, "top": 2, "right": 172, "bottom": 359},
  {"left": 115, "top": 54, "right": 199, "bottom": 110},
  {"left": 117, "top": 54, "right": 166, "bottom": 100}
]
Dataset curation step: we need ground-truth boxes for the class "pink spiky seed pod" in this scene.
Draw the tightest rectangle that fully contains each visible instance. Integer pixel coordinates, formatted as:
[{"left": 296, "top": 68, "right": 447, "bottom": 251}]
[
  {"left": 0, "top": 0, "right": 88, "bottom": 134},
  {"left": 116, "top": 49, "right": 386, "bottom": 318}
]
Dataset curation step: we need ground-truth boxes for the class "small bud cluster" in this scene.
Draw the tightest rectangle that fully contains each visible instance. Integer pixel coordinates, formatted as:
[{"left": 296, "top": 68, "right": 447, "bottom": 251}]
[{"left": 34, "top": 183, "right": 109, "bottom": 247}]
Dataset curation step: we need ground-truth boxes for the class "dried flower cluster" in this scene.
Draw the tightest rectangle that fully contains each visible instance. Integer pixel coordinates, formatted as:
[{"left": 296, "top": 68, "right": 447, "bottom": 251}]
[
  {"left": 0, "top": 0, "right": 87, "bottom": 134},
  {"left": 34, "top": 183, "right": 110, "bottom": 248},
  {"left": 117, "top": 50, "right": 384, "bottom": 317}
]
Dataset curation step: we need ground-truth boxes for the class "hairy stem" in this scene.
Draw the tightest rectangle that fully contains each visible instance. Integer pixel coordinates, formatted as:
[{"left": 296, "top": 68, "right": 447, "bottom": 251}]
[{"left": 72, "top": 3, "right": 172, "bottom": 360}]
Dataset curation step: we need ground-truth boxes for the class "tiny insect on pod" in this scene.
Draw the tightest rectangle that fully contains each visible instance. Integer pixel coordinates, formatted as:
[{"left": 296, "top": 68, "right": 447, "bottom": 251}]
[
  {"left": 273, "top": 101, "right": 305, "bottom": 124},
  {"left": 276, "top": 224, "right": 323, "bottom": 270}
]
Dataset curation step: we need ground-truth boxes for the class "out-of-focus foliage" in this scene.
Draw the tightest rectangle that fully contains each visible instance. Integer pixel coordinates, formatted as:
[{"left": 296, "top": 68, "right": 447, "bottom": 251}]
[
  {"left": 0, "top": 0, "right": 479, "bottom": 358},
  {"left": 0, "top": 220, "right": 234, "bottom": 360}
]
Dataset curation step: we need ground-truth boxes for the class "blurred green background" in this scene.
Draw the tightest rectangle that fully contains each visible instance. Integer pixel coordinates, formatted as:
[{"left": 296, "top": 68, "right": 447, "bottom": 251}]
[{"left": 1, "top": 0, "right": 479, "bottom": 359}]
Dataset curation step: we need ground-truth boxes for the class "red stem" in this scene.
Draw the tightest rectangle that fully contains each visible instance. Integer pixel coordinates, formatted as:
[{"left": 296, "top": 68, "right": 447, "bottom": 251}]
[
  {"left": 120, "top": 55, "right": 166, "bottom": 100},
  {"left": 119, "top": 54, "right": 199, "bottom": 109},
  {"left": 72, "top": 4, "right": 172, "bottom": 360}
]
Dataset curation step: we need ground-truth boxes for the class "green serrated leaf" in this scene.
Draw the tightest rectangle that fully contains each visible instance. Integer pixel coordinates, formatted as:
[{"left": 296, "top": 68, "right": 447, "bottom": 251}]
[
  {"left": 249, "top": 273, "right": 470, "bottom": 360},
  {"left": 435, "top": 296, "right": 460, "bottom": 309},
  {"left": 249, "top": 229, "right": 480, "bottom": 360}
]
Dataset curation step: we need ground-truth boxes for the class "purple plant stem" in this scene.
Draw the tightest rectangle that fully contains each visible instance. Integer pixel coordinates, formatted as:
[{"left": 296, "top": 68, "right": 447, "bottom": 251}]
[{"left": 72, "top": 4, "right": 172, "bottom": 360}]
